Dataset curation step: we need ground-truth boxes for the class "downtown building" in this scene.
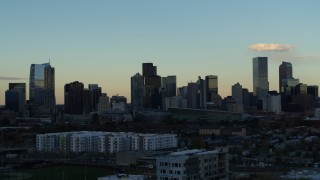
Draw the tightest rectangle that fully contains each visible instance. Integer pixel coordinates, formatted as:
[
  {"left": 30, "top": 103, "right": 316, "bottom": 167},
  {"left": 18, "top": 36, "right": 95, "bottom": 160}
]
[
  {"left": 36, "top": 131, "right": 177, "bottom": 153},
  {"left": 5, "top": 83, "right": 26, "bottom": 114},
  {"left": 253, "top": 57, "right": 269, "bottom": 110},
  {"left": 29, "top": 62, "right": 55, "bottom": 114},
  {"left": 156, "top": 148, "right": 228, "bottom": 180}
]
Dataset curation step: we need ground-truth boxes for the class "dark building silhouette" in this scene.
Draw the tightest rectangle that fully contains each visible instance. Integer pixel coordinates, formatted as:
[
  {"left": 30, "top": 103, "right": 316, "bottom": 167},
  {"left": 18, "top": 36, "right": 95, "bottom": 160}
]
[
  {"left": 5, "top": 89, "right": 19, "bottom": 113},
  {"left": 187, "top": 83, "right": 198, "bottom": 109},
  {"left": 142, "top": 63, "right": 157, "bottom": 77},
  {"left": 253, "top": 57, "right": 269, "bottom": 110},
  {"left": 83, "top": 88, "right": 91, "bottom": 114},
  {"left": 142, "top": 63, "right": 162, "bottom": 108},
  {"left": 295, "top": 83, "right": 307, "bottom": 95},
  {"left": 64, "top": 81, "right": 84, "bottom": 114},
  {"left": 7, "top": 83, "right": 26, "bottom": 114},
  {"left": 89, "top": 84, "right": 101, "bottom": 112},
  {"left": 242, "top": 88, "right": 249, "bottom": 109},
  {"left": 162, "top": 76, "right": 177, "bottom": 98},
  {"left": 131, "top": 73, "right": 144, "bottom": 113},
  {"left": 307, "top": 85, "right": 319, "bottom": 99},
  {"left": 279, "top": 62, "right": 293, "bottom": 92},
  {"left": 197, "top": 76, "right": 206, "bottom": 109},
  {"left": 205, "top": 75, "right": 218, "bottom": 103}
]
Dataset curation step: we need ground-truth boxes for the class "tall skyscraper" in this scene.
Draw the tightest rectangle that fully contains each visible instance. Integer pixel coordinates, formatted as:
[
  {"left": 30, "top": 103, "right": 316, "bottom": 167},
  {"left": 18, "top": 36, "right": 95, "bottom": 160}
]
[
  {"left": 131, "top": 73, "right": 144, "bottom": 113},
  {"left": 197, "top": 76, "right": 206, "bottom": 109},
  {"left": 205, "top": 75, "right": 218, "bottom": 103},
  {"left": 7, "top": 83, "right": 26, "bottom": 114},
  {"left": 88, "top": 84, "right": 102, "bottom": 112},
  {"left": 232, "top": 82, "right": 243, "bottom": 105},
  {"left": 187, "top": 82, "right": 198, "bottom": 109},
  {"left": 253, "top": 57, "right": 269, "bottom": 109},
  {"left": 232, "top": 82, "right": 243, "bottom": 113},
  {"left": 279, "top": 61, "right": 293, "bottom": 92},
  {"left": 29, "top": 62, "right": 55, "bottom": 113},
  {"left": 162, "top": 75, "right": 177, "bottom": 98},
  {"left": 142, "top": 63, "right": 157, "bottom": 77},
  {"left": 307, "top": 85, "right": 319, "bottom": 99},
  {"left": 64, "top": 81, "right": 84, "bottom": 114},
  {"left": 142, "top": 63, "right": 162, "bottom": 108},
  {"left": 44, "top": 65, "right": 55, "bottom": 113}
]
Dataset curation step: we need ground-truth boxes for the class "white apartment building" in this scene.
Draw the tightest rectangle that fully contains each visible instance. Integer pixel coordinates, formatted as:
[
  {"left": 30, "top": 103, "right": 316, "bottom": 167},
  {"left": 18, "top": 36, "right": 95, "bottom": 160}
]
[
  {"left": 156, "top": 148, "right": 228, "bottom": 180},
  {"left": 36, "top": 131, "right": 177, "bottom": 154}
]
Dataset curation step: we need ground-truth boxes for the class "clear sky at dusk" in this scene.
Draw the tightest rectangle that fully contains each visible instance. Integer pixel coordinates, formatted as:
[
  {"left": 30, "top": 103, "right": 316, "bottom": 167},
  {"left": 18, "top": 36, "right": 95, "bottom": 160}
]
[{"left": 0, "top": 0, "right": 319, "bottom": 105}]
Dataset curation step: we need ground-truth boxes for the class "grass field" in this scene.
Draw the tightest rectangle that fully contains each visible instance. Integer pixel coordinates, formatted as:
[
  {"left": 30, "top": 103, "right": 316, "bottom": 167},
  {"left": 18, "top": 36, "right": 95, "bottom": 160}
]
[{"left": 1, "top": 166, "right": 114, "bottom": 180}]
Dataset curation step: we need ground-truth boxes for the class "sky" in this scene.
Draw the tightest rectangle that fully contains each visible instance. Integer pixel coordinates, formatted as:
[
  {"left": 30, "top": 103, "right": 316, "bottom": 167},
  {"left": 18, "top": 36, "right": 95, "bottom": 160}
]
[{"left": 0, "top": 0, "right": 319, "bottom": 105}]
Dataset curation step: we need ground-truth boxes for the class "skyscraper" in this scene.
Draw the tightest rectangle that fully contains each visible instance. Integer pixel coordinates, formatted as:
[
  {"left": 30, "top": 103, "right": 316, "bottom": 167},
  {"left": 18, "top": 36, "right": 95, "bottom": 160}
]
[
  {"left": 142, "top": 63, "right": 157, "bottom": 77},
  {"left": 232, "top": 82, "right": 243, "bottom": 105},
  {"left": 8, "top": 83, "right": 26, "bottom": 114},
  {"left": 162, "top": 75, "right": 177, "bottom": 98},
  {"left": 205, "top": 75, "right": 218, "bottom": 103},
  {"left": 131, "top": 73, "right": 144, "bottom": 113},
  {"left": 88, "top": 84, "right": 102, "bottom": 112},
  {"left": 142, "top": 63, "right": 162, "bottom": 108},
  {"left": 279, "top": 61, "right": 293, "bottom": 92},
  {"left": 44, "top": 65, "right": 55, "bottom": 113},
  {"left": 187, "top": 82, "right": 198, "bottom": 109},
  {"left": 253, "top": 57, "right": 269, "bottom": 109},
  {"left": 64, "top": 81, "right": 84, "bottom": 114},
  {"left": 29, "top": 62, "right": 55, "bottom": 113},
  {"left": 232, "top": 82, "right": 243, "bottom": 113}
]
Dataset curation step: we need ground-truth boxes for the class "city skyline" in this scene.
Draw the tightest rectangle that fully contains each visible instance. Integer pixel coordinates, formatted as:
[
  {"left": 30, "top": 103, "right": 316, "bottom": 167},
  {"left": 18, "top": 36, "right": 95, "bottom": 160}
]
[{"left": 1, "top": 1, "right": 319, "bottom": 105}]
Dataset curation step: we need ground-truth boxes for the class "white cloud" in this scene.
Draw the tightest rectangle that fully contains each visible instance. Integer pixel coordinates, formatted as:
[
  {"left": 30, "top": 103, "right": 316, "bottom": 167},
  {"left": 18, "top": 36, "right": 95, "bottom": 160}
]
[
  {"left": 0, "top": 76, "right": 25, "bottom": 80},
  {"left": 249, "top": 43, "right": 293, "bottom": 52}
]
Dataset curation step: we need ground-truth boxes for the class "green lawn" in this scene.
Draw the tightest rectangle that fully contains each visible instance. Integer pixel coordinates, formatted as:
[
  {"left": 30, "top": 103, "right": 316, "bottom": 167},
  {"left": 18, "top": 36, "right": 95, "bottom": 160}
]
[{"left": 17, "top": 166, "right": 114, "bottom": 180}]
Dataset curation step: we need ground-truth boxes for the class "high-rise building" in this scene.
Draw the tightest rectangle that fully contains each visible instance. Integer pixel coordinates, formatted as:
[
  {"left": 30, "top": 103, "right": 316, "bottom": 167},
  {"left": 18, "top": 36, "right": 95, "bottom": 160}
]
[
  {"left": 97, "top": 93, "right": 110, "bottom": 113},
  {"left": 7, "top": 83, "right": 26, "bottom": 114},
  {"left": 205, "top": 75, "right": 218, "bottom": 103},
  {"left": 29, "top": 62, "right": 55, "bottom": 113},
  {"left": 83, "top": 89, "right": 91, "bottom": 114},
  {"left": 131, "top": 73, "right": 144, "bottom": 113},
  {"left": 295, "top": 83, "right": 307, "bottom": 95},
  {"left": 88, "top": 84, "right": 101, "bottom": 112},
  {"left": 162, "top": 76, "right": 177, "bottom": 98},
  {"left": 142, "top": 63, "right": 162, "bottom": 108},
  {"left": 307, "top": 85, "right": 319, "bottom": 99},
  {"left": 232, "top": 83, "right": 243, "bottom": 105},
  {"left": 279, "top": 62, "right": 293, "bottom": 92},
  {"left": 142, "top": 63, "right": 157, "bottom": 77},
  {"left": 64, "top": 81, "right": 84, "bottom": 114},
  {"left": 197, "top": 76, "right": 206, "bottom": 109},
  {"left": 253, "top": 57, "right": 269, "bottom": 110},
  {"left": 5, "top": 89, "right": 20, "bottom": 113},
  {"left": 44, "top": 65, "right": 55, "bottom": 113},
  {"left": 187, "top": 83, "right": 198, "bottom": 109},
  {"left": 232, "top": 82, "right": 243, "bottom": 113},
  {"left": 242, "top": 88, "right": 249, "bottom": 109}
]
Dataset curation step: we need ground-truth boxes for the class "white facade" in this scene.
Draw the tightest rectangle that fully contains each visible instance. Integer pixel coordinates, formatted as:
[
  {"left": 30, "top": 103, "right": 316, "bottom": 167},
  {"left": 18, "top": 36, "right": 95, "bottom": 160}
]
[
  {"left": 267, "top": 95, "right": 282, "bottom": 114},
  {"left": 156, "top": 148, "right": 229, "bottom": 180},
  {"left": 36, "top": 131, "right": 177, "bottom": 154}
]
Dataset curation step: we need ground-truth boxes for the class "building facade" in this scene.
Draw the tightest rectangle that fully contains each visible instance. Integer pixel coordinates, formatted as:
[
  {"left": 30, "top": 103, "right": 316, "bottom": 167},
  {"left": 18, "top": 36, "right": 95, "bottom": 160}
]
[
  {"left": 36, "top": 131, "right": 177, "bottom": 153},
  {"left": 29, "top": 63, "right": 55, "bottom": 113},
  {"left": 253, "top": 57, "right": 269, "bottom": 110},
  {"left": 131, "top": 73, "right": 144, "bottom": 113},
  {"left": 156, "top": 148, "right": 228, "bottom": 180},
  {"left": 279, "top": 61, "right": 293, "bottom": 92},
  {"left": 64, "top": 81, "right": 84, "bottom": 114}
]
